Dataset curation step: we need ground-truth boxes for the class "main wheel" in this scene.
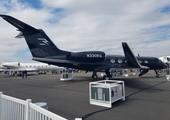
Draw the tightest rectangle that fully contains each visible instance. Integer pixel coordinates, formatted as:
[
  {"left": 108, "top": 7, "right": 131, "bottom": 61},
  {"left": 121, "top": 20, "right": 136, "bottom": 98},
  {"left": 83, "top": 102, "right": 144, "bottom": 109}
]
[
  {"left": 92, "top": 74, "right": 98, "bottom": 80},
  {"left": 103, "top": 75, "right": 110, "bottom": 80}
]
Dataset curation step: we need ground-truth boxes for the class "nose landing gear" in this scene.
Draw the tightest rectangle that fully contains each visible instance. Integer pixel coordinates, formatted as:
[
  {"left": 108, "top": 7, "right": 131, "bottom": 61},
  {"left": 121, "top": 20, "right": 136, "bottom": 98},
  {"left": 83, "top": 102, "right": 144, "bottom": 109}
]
[{"left": 155, "top": 70, "right": 161, "bottom": 78}]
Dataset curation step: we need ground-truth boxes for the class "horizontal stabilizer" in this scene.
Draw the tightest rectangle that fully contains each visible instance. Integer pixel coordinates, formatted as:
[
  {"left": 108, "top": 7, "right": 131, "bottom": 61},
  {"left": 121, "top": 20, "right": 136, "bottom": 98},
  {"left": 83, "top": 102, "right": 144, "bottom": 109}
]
[
  {"left": 15, "top": 32, "right": 24, "bottom": 38},
  {"left": 122, "top": 42, "right": 149, "bottom": 69},
  {"left": 0, "top": 15, "right": 39, "bottom": 35}
]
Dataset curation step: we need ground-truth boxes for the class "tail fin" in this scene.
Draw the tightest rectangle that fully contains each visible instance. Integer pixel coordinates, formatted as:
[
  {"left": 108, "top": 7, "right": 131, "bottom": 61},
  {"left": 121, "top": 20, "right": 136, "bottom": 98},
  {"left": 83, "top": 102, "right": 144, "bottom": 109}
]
[
  {"left": 0, "top": 15, "right": 70, "bottom": 58},
  {"left": 122, "top": 42, "right": 149, "bottom": 69}
]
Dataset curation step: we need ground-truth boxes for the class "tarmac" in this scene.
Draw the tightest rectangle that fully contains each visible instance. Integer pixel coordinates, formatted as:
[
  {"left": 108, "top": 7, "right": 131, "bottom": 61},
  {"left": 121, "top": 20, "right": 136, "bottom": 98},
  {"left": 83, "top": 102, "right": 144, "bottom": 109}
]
[{"left": 0, "top": 71, "right": 170, "bottom": 120}]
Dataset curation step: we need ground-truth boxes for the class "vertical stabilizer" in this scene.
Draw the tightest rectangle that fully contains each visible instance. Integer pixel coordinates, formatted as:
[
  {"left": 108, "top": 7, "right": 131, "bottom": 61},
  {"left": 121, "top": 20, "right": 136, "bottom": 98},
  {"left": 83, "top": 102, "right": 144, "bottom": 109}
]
[{"left": 0, "top": 15, "right": 70, "bottom": 58}]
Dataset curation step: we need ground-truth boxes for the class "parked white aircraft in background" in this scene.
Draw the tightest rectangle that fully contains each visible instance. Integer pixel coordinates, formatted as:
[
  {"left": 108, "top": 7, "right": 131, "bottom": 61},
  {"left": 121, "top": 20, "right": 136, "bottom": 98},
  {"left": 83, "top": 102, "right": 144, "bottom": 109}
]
[
  {"left": 0, "top": 62, "right": 4, "bottom": 72},
  {"left": 159, "top": 56, "right": 170, "bottom": 64},
  {"left": 0, "top": 61, "right": 65, "bottom": 74}
]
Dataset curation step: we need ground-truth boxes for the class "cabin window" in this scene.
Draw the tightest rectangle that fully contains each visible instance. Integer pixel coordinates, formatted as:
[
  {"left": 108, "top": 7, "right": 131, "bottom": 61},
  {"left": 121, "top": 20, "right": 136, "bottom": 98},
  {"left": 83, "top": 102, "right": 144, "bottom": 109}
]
[
  {"left": 144, "top": 60, "right": 148, "bottom": 64},
  {"left": 125, "top": 60, "right": 127, "bottom": 63},
  {"left": 110, "top": 59, "right": 115, "bottom": 63},
  {"left": 118, "top": 59, "right": 122, "bottom": 63}
]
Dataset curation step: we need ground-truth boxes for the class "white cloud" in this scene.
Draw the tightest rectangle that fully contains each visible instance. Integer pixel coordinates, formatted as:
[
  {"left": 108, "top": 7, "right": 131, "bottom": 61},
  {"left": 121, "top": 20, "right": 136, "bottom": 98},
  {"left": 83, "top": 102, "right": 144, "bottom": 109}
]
[{"left": 0, "top": 0, "right": 170, "bottom": 63}]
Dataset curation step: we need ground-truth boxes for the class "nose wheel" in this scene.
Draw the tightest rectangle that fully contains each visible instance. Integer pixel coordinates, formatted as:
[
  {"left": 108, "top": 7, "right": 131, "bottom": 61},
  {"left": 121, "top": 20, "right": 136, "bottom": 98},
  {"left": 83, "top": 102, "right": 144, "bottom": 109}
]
[
  {"left": 155, "top": 70, "right": 161, "bottom": 78},
  {"left": 156, "top": 74, "right": 160, "bottom": 78}
]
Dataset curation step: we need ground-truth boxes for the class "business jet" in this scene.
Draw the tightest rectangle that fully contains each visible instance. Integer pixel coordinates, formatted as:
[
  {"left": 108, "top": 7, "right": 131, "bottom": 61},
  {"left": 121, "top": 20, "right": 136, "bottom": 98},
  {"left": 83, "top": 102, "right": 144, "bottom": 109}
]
[
  {"left": 0, "top": 15, "right": 167, "bottom": 79},
  {"left": 0, "top": 61, "right": 65, "bottom": 75}
]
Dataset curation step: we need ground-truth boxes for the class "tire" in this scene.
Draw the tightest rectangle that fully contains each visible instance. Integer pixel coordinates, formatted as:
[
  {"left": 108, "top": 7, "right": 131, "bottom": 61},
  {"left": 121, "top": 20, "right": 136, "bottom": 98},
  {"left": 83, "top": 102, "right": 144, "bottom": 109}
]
[
  {"left": 92, "top": 74, "right": 98, "bottom": 80},
  {"left": 103, "top": 75, "right": 110, "bottom": 80}
]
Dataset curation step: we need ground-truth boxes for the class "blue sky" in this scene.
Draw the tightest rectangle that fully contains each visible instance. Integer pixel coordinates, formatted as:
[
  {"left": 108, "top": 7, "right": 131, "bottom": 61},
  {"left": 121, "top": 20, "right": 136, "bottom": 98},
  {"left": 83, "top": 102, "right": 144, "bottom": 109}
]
[
  {"left": 159, "top": 5, "right": 170, "bottom": 12},
  {"left": 0, "top": 0, "right": 170, "bottom": 62},
  {"left": 26, "top": 0, "right": 42, "bottom": 8}
]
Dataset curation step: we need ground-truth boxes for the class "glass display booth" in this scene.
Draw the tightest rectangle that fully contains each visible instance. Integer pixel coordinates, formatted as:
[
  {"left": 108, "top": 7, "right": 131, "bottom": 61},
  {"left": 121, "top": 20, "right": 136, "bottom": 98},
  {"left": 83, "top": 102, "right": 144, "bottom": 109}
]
[{"left": 89, "top": 80, "right": 125, "bottom": 108}]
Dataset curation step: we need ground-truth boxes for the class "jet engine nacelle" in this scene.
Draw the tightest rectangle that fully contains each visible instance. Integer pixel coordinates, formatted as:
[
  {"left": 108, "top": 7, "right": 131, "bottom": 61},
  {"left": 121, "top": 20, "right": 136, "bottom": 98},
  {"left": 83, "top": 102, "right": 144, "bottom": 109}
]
[
  {"left": 2, "top": 62, "right": 20, "bottom": 67},
  {"left": 67, "top": 51, "right": 106, "bottom": 62}
]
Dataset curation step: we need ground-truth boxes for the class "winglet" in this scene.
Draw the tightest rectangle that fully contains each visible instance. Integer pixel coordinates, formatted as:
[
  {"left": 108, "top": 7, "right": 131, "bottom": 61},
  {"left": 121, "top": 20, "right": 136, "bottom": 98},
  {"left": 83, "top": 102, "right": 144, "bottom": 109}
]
[{"left": 122, "top": 42, "right": 149, "bottom": 69}]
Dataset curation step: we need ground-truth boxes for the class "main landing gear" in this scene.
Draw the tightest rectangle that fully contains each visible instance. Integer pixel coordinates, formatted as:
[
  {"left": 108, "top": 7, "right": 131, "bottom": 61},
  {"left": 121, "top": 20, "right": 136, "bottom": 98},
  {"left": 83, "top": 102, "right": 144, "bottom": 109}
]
[
  {"left": 92, "top": 70, "right": 112, "bottom": 80},
  {"left": 92, "top": 72, "right": 98, "bottom": 80},
  {"left": 103, "top": 70, "right": 112, "bottom": 80}
]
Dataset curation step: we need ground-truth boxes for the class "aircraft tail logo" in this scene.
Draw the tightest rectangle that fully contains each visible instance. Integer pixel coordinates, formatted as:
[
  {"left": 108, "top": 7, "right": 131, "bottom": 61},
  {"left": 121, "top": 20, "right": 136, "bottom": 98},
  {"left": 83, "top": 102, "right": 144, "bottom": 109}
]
[{"left": 38, "top": 38, "right": 50, "bottom": 45}]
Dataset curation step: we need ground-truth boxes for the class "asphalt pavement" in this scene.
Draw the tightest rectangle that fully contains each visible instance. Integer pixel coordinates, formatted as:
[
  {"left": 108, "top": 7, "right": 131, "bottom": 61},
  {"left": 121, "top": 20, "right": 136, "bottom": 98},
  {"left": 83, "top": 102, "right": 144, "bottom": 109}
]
[{"left": 0, "top": 71, "right": 170, "bottom": 120}]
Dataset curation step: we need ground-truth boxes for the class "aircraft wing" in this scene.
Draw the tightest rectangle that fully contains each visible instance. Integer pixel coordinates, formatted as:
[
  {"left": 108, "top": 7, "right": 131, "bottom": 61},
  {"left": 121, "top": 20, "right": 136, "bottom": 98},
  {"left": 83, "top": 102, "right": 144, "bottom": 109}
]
[
  {"left": 122, "top": 42, "right": 149, "bottom": 70},
  {"left": 93, "top": 66, "right": 113, "bottom": 72}
]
